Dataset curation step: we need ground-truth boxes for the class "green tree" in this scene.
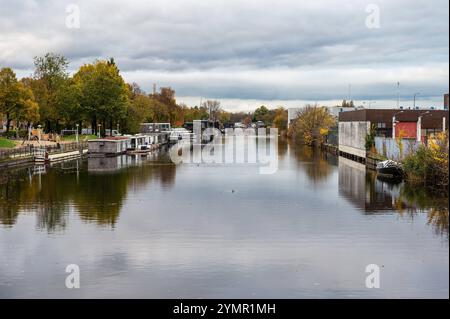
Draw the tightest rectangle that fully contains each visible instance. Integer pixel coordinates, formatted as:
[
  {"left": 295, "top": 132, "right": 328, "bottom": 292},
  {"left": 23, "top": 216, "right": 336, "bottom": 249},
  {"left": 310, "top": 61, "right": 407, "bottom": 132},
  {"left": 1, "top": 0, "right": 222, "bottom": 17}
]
[
  {"left": 17, "top": 81, "right": 40, "bottom": 135},
  {"left": 252, "top": 105, "right": 269, "bottom": 123},
  {"left": 74, "top": 60, "right": 128, "bottom": 136},
  {"left": 218, "top": 110, "right": 231, "bottom": 123},
  {"left": 183, "top": 106, "right": 209, "bottom": 122},
  {"left": 0, "top": 68, "right": 20, "bottom": 133},
  {"left": 272, "top": 107, "right": 288, "bottom": 130},
  {"left": 55, "top": 78, "right": 82, "bottom": 130},
  {"left": 33, "top": 53, "right": 69, "bottom": 132},
  {"left": 123, "top": 84, "right": 153, "bottom": 133}
]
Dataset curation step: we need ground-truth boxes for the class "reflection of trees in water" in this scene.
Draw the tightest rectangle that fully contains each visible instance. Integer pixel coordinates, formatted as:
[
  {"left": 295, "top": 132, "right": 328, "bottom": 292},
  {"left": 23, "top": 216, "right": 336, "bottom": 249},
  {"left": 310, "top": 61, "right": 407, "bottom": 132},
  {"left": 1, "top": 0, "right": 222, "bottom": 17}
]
[
  {"left": 372, "top": 173, "right": 448, "bottom": 237},
  {"left": 427, "top": 208, "right": 449, "bottom": 237},
  {"left": 290, "top": 142, "right": 336, "bottom": 183},
  {"left": 398, "top": 183, "right": 449, "bottom": 238},
  {"left": 339, "top": 161, "right": 448, "bottom": 238},
  {"left": 277, "top": 136, "right": 288, "bottom": 158},
  {"left": 0, "top": 168, "right": 29, "bottom": 227},
  {"left": 0, "top": 156, "right": 176, "bottom": 231},
  {"left": 74, "top": 170, "right": 129, "bottom": 227}
]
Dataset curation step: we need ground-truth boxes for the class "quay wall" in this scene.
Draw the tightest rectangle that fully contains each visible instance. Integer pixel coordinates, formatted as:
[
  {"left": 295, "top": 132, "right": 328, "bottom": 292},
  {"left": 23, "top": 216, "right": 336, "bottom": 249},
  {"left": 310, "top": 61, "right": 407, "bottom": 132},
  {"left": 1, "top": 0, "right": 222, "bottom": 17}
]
[{"left": 338, "top": 121, "right": 370, "bottom": 159}]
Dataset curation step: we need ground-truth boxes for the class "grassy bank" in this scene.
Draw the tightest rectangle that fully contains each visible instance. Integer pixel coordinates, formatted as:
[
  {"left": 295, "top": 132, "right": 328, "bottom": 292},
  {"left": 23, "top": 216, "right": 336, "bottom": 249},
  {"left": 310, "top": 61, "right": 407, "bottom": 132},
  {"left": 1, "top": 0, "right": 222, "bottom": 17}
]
[{"left": 0, "top": 138, "right": 16, "bottom": 148}]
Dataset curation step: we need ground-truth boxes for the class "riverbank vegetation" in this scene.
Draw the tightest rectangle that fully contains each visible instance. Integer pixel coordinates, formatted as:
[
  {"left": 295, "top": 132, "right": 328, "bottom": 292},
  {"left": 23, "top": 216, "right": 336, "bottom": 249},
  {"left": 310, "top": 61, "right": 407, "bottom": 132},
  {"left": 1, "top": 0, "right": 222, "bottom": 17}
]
[
  {"left": 288, "top": 105, "right": 336, "bottom": 146},
  {"left": 1, "top": 53, "right": 288, "bottom": 140},
  {"left": 402, "top": 131, "right": 449, "bottom": 188}
]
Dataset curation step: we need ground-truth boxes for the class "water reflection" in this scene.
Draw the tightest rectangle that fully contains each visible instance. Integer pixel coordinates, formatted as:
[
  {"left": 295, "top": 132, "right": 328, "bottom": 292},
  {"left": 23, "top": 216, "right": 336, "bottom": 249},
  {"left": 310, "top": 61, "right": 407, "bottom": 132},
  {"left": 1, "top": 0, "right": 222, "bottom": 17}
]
[
  {"left": 0, "top": 140, "right": 448, "bottom": 298},
  {"left": 338, "top": 156, "right": 449, "bottom": 237},
  {"left": 0, "top": 150, "right": 176, "bottom": 231},
  {"left": 290, "top": 142, "right": 337, "bottom": 183}
]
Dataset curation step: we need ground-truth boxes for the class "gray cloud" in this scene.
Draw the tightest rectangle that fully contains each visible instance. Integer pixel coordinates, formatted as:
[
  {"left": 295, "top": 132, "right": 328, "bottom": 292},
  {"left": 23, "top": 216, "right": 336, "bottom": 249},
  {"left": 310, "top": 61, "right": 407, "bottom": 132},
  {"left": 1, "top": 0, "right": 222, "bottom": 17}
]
[{"left": 0, "top": 0, "right": 448, "bottom": 109}]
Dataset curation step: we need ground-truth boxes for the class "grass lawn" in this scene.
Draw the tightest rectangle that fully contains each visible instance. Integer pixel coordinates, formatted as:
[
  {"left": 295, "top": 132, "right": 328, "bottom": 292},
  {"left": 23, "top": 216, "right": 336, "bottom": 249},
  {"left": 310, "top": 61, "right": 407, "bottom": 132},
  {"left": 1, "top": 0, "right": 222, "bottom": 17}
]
[
  {"left": 61, "top": 134, "right": 98, "bottom": 141},
  {"left": 0, "top": 137, "right": 17, "bottom": 148}
]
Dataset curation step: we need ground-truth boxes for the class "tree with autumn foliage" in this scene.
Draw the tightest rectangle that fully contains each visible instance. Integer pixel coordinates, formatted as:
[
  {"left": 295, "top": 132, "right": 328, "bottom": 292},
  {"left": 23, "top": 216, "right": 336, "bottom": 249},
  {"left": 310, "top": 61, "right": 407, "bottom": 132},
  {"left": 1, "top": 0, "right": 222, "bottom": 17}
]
[
  {"left": 289, "top": 105, "right": 336, "bottom": 146},
  {"left": 0, "top": 68, "right": 40, "bottom": 134},
  {"left": 272, "top": 107, "right": 288, "bottom": 131},
  {"left": 403, "top": 131, "right": 449, "bottom": 187}
]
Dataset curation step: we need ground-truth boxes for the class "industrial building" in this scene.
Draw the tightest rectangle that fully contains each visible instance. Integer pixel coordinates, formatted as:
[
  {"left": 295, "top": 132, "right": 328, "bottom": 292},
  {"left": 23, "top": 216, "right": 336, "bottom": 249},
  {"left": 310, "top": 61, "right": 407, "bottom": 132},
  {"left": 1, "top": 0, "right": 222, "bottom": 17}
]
[{"left": 338, "top": 109, "right": 449, "bottom": 161}]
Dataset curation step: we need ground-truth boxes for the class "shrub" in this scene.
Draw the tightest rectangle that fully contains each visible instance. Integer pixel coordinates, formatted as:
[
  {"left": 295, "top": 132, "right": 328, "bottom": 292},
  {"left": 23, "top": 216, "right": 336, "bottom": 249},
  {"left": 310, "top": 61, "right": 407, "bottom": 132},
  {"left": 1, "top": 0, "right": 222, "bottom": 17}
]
[
  {"left": 403, "top": 131, "right": 449, "bottom": 186},
  {"left": 403, "top": 145, "right": 432, "bottom": 180}
]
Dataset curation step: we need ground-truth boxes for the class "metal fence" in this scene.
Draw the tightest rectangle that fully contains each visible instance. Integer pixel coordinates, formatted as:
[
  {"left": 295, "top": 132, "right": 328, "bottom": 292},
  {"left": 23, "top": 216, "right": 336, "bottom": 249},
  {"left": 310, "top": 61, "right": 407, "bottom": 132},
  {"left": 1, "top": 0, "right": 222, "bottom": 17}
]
[
  {"left": 45, "top": 141, "right": 88, "bottom": 154},
  {"left": 0, "top": 145, "right": 33, "bottom": 161},
  {"left": 0, "top": 141, "right": 88, "bottom": 162},
  {"left": 374, "top": 137, "right": 421, "bottom": 161}
]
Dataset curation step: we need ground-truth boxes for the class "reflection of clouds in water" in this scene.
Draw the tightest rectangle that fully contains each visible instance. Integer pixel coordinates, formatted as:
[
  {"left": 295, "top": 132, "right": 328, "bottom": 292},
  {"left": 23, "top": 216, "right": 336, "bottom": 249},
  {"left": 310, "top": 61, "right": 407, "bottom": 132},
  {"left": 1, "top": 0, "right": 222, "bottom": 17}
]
[{"left": 0, "top": 143, "right": 448, "bottom": 298}]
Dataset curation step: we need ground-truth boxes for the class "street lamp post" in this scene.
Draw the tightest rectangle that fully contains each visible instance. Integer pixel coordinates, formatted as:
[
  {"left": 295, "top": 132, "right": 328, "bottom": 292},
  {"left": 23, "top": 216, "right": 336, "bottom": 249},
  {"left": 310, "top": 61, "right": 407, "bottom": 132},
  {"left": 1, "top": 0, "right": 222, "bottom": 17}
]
[
  {"left": 392, "top": 111, "right": 404, "bottom": 139},
  {"left": 75, "top": 124, "right": 79, "bottom": 144},
  {"left": 37, "top": 124, "right": 42, "bottom": 142},
  {"left": 98, "top": 124, "right": 101, "bottom": 138},
  {"left": 117, "top": 123, "right": 120, "bottom": 135}
]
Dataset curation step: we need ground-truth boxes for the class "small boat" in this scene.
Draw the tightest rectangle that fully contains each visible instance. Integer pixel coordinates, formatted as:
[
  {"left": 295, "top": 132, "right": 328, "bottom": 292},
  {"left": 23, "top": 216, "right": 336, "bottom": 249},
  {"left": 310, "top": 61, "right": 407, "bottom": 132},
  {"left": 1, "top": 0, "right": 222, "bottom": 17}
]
[{"left": 376, "top": 160, "right": 404, "bottom": 179}]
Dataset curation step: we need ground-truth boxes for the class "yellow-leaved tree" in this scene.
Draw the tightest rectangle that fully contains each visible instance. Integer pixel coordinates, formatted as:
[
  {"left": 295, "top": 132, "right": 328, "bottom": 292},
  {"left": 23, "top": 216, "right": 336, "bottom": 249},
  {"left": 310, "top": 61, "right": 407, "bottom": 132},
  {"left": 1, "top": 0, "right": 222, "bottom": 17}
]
[{"left": 289, "top": 105, "right": 336, "bottom": 146}]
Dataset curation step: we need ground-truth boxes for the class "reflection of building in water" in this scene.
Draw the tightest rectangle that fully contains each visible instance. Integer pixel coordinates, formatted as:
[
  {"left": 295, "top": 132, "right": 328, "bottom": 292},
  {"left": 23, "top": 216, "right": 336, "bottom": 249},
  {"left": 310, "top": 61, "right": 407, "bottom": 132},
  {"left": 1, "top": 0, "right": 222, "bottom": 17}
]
[
  {"left": 88, "top": 154, "right": 156, "bottom": 172},
  {"left": 338, "top": 156, "right": 406, "bottom": 212}
]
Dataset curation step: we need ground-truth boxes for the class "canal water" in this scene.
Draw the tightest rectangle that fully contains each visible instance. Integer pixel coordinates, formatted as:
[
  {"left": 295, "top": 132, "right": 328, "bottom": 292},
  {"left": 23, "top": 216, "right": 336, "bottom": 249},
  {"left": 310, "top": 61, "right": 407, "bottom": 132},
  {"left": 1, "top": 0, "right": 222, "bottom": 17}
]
[{"left": 0, "top": 138, "right": 448, "bottom": 298}]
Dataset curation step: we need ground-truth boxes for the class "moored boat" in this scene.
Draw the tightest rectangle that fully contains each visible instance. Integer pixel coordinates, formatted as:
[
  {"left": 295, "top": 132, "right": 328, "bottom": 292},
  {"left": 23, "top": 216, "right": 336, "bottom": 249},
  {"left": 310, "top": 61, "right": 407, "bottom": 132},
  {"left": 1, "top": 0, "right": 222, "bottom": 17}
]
[{"left": 376, "top": 160, "right": 404, "bottom": 179}]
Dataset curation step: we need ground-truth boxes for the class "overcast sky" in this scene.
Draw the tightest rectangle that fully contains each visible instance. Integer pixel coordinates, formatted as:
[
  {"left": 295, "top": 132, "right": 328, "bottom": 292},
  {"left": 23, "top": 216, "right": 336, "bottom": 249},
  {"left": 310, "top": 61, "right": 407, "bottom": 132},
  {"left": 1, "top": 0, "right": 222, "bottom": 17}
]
[{"left": 0, "top": 0, "right": 448, "bottom": 111}]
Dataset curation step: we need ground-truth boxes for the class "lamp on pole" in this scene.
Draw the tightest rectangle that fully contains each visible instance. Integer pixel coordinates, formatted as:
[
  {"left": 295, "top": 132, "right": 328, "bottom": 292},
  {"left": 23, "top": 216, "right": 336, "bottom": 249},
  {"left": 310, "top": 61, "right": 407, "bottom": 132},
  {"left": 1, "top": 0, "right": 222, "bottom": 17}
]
[
  {"left": 97, "top": 124, "right": 101, "bottom": 138},
  {"left": 413, "top": 93, "right": 420, "bottom": 109},
  {"left": 37, "top": 124, "right": 42, "bottom": 142},
  {"left": 392, "top": 110, "right": 404, "bottom": 139},
  {"left": 417, "top": 111, "right": 431, "bottom": 142},
  {"left": 75, "top": 124, "right": 79, "bottom": 144},
  {"left": 117, "top": 123, "right": 120, "bottom": 135}
]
